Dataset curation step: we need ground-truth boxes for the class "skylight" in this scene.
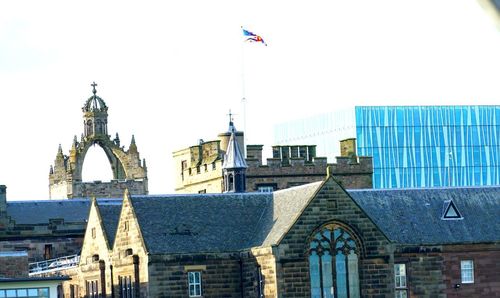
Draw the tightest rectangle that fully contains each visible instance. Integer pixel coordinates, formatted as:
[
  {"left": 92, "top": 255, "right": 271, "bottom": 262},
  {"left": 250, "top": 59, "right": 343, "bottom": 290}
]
[{"left": 441, "top": 200, "right": 463, "bottom": 220}]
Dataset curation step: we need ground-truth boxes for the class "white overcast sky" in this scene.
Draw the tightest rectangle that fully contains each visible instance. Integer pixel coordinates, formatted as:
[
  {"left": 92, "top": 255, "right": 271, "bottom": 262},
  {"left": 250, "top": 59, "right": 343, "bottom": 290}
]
[{"left": 1, "top": 1, "right": 499, "bottom": 200}]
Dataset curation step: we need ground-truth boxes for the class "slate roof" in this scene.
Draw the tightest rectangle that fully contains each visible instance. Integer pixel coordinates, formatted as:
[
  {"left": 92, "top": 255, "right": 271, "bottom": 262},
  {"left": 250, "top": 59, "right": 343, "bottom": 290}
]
[
  {"left": 97, "top": 201, "right": 122, "bottom": 247},
  {"left": 348, "top": 186, "right": 500, "bottom": 245},
  {"left": 6, "top": 181, "right": 500, "bottom": 254},
  {"left": 249, "top": 182, "right": 322, "bottom": 247},
  {"left": 6, "top": 199, "right": 120, "bottom": 225},
  {"left": 222, "top": 132, "right": 247, "bottom": 169},
  {"left": 131, "top": 193, "right": 271, "bottom": 254},
  {"left": 130, "top": 182, "right": 322, "bottom": 254}
]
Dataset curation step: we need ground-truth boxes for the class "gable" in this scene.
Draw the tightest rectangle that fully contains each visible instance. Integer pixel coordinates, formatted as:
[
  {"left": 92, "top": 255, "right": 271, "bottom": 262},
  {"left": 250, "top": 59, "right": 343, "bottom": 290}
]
[
  {"left": 276, "top": 177, "right": 390, "bottom": 258},
  {"left": 112, "top": 191, "right": 148, "bottom": 258},
  {"left": 80, "top": 200, "right": 113, "bottom": 265}
]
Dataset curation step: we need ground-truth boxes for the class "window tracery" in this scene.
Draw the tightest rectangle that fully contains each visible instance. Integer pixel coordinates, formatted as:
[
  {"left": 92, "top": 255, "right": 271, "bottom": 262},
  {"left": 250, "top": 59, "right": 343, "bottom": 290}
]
[{"left": 309, "top": 223, "right": 360, "bottom": 298}]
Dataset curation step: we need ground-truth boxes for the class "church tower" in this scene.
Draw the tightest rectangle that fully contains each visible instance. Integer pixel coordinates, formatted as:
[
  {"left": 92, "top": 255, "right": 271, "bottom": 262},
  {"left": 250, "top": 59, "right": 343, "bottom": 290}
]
[
  {"left": 49, "top": 82, "right": 148, "bottom": 199},
  {"left": 222, "top": 120, "right": 247, "bottom": 193}
]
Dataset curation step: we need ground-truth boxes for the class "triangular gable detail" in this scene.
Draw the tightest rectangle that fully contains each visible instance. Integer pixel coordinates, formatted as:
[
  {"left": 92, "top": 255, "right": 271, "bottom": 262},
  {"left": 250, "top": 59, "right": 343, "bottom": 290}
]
[
  {"left": 442, "top": 199, "right": 463, "bottom": 220},
  {"left": 113, "top": 190, "right": 149, "bottom": 254}
]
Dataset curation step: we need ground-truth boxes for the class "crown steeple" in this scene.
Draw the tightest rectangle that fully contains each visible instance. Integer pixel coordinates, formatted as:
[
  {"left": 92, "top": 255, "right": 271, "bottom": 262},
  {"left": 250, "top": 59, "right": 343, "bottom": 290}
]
[{"left": 82, "top": 82, "right": 108, "bottom": 138}]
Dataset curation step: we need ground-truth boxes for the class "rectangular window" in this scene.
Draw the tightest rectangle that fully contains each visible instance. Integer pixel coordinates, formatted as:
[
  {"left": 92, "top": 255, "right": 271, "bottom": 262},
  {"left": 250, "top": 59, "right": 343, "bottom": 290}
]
[
  {"left": 119, "top": 276, "right": 133, "bottom": 298},
  {"left": 461, "top": 260, "right": 474, "bottom": 283},
  {"left": 188, "top": 271, "right": 202, "bottom": 297},
  {"left": 256, "top": 183, "right": 277, "bottom": 193},
  {"left": 257, "top": 266, "right": 264, "bottom": 297},
  {"left": 394, "top": 264, "right": 407, "bottom": 298},
  {"left": 86, "top": 280, "right": 99, "bottom": 298},
  {"left": 44, "top": 244, "right": 53, "bottom": 260},
  {"left": 257, "top": 186, "right": 274, "bottom": 193},
  {"left": 0, "top": 288, "right": 49, "bottom": 298}
]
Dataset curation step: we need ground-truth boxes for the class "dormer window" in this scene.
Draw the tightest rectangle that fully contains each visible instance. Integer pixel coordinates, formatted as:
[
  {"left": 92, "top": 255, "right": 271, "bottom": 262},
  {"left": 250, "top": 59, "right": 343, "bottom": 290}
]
[{"left": 441, "top": 199, "right": 463, "bottom": 220}]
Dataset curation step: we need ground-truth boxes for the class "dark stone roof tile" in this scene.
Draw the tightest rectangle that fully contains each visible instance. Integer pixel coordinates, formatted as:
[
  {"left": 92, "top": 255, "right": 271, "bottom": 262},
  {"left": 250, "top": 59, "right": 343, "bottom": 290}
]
[{"left": 348, "top": 186, "right": 500, "bottom": 245}]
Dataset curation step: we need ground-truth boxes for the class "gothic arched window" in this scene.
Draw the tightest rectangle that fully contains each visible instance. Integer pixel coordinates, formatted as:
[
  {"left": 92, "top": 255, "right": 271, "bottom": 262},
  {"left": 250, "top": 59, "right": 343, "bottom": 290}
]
[
  {"left": 86, "top": 120, "right": 93, "bottom": 136},
  {"left": 309, "top": 224, "right": 360, "bottom": 298}
]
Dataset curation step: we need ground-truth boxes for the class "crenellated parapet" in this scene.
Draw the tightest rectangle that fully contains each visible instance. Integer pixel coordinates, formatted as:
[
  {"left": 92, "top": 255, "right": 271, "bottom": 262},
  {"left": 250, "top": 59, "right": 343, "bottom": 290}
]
[
  {"left": 49, "top": 83, "right": 148, "bottom": 199},
  {"left": 245, "top": 142, "right": 373, "bottom": 190}
]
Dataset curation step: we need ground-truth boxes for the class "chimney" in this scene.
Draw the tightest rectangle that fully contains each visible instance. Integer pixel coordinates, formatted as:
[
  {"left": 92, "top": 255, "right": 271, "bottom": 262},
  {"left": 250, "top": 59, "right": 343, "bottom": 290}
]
[
  {"left": 246, "top": 145, "right": 263, "bottom": 165},
  {"left": 340, "top": 138, "right": 357, "bottom": 158},
  {"left": 0, "top": 185, "right": 6, "bottom": 216}
]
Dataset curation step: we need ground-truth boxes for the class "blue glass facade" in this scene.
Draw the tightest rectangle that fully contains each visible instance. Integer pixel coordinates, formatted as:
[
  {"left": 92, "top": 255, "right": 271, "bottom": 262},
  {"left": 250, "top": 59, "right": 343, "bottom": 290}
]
[{"left": 356, "top": 106, "right": 500, "bottom": 188}]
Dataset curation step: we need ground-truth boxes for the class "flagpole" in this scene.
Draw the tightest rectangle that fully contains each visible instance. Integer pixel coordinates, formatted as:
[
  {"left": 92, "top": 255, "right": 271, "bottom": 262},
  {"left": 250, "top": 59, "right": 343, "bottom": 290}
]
[{"left": 240, "top": 26, "right": 248, "bottom": 156}]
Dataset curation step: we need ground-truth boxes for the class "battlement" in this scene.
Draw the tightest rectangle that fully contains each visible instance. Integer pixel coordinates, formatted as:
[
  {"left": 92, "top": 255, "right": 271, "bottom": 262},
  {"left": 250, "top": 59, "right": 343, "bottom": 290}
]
[
  {"left": 245, "top": 141, "right": 373, "bottom": 190},
  {"left": 173, "top": 120, "right": 374, "bottom": 192},
  {"left": 73, "top": 179, "right": 148, "bottom": 198}
]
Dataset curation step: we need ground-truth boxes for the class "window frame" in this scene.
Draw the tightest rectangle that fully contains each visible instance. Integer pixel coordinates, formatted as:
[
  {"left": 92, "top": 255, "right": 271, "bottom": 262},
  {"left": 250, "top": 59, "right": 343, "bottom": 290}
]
[
  {"left": 188, "top": 271, "right": 202, "bottom": 297},
  {"left": 460, "top": 260, "right": 474, "bottom": 284},
  {"left": 308, "top": 223, "right": 361, "bottom": 298},
  {"left": 0, "top": 288, "right": 49, "bottom": 298},
  {"left": 255, "top": 183, "right": 277, "bottom": 193},
  {"left": 257, "top": 266, "right": 264, "bottom": 297},
  {"left": 394, "top": 263, "right": 408, "bottom": 298}
]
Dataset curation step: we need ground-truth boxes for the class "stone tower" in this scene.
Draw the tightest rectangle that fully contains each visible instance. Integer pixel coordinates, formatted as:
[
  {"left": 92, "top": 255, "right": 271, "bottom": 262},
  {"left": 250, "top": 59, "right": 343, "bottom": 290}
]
[
  {"left": 49, "top": 82, "right": 148, "bottom": 199},
  {"left": 222, "top": 121, "right": 247, "bottom": 193}
]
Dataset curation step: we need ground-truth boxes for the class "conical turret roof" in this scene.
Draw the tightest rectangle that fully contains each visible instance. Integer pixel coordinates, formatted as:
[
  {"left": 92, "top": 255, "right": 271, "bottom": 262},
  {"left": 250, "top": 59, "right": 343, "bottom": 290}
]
[{"left": 222, "top": 132, "right": 247, "bottom": 169}]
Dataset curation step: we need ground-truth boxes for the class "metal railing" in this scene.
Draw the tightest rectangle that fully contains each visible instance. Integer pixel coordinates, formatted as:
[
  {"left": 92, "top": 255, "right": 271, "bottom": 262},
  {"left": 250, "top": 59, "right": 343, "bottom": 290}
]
[{"left": 29, "top": 254, "right": 80, "bottom": 276}]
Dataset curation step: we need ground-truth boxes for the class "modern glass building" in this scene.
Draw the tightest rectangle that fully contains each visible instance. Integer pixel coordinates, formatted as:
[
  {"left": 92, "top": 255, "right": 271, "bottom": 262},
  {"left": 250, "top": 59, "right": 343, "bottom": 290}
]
[{"left": 275, "top": 106, "right": 500, "bottom": 188}]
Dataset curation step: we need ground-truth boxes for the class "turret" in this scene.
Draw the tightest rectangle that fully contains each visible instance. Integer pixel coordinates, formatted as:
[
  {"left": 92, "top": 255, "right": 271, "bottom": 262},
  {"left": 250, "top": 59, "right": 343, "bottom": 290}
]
[
  {"left": 222, "top": 123, "right": 247, "bottom": 193},
  {"left": 82, "top": 82, "right": 108, "bottom": 138},
  {"left": 218, "top": 111, "right": 244, "bottom": 157}
]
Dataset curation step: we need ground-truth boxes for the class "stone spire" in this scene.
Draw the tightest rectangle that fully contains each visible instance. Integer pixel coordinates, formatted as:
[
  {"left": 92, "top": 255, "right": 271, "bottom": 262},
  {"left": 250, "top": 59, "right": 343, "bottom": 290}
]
[
  {"left": 223, "top": 133, "right": 248, "bottom": 170},
  {"left": 129, "top": 135, "right": 138, "bottom": 154}
]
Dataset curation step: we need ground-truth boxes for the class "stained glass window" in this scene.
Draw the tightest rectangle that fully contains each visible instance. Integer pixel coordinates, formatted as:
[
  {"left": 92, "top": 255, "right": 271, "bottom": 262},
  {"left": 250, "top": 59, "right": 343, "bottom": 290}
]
[{"left": 309, "top": 224, "right": 360, "bottom": 298}]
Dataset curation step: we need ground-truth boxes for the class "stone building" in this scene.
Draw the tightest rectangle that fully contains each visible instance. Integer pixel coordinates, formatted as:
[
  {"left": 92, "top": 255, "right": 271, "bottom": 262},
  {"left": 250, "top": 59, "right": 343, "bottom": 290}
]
[
  {"left": 173, "top": 121, "right": 372, "bottom": 194},
  {"left": 49, "top": 82, "right": 148, "bottom": 199},
  {"left": 0, "top": 185, "right": 89, "bottom": 264},
  {"left": 50, "top": 176, "right": 499, "bottom": 297}
]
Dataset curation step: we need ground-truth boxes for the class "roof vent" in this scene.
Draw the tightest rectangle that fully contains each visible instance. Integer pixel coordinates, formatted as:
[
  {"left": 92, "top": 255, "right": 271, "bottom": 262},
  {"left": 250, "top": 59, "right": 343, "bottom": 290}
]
[{"left": 441, "top": 199, "right": 463, "bottom": 220}]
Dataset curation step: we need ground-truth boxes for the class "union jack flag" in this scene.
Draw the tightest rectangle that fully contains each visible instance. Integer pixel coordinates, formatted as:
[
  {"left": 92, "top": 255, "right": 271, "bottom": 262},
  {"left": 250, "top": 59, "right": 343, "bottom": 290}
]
[{"left": 242, "top": 27, "right": 267, "bottom": 46}]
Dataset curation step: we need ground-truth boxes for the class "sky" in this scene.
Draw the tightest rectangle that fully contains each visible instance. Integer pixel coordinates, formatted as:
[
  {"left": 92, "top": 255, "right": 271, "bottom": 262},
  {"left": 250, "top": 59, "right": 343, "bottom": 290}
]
[{"left": 1, "top": 1, "right": 499, "bottom": 200}]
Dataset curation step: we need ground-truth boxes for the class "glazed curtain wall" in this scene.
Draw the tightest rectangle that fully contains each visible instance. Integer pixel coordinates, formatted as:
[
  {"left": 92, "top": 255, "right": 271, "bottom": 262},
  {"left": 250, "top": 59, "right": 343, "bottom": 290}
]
[{"left": 356, "top": 106, "right": 500, "bottom": 188}]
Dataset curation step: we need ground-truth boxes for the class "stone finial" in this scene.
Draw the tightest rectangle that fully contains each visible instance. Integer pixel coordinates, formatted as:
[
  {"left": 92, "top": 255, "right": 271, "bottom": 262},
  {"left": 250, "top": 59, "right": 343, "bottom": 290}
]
[
  {"left": 49, "top": 165, "right": 54, "bottom": 174},
  {"left": 129, "top": 135, "right": 138, "bottom": 153},
  {"left": 91, "top": 81, "right": 98, "bottom": 96},
  {"left": 142, "top": 158, "right": 147, "bottom": 169},
  {"left": 56, "top": 144, "right": 64, "bottom": 158},
  {"left": 326, "top": 165, "right": 332, "bottom": 178}
]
